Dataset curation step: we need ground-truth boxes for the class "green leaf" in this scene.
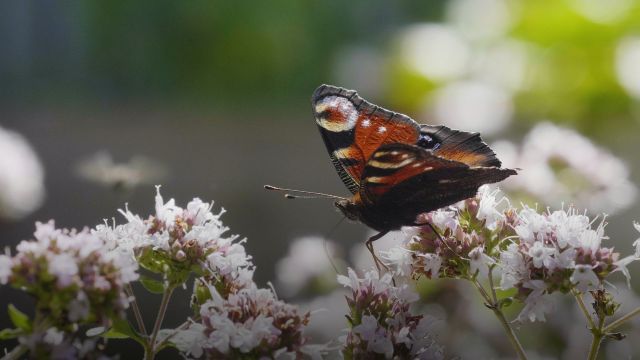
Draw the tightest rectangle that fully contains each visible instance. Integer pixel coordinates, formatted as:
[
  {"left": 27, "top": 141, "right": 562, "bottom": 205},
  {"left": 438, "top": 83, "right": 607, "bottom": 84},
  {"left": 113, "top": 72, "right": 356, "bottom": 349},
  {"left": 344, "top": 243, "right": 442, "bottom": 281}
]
[
  {"left": 102, "top": 329, "right": 131, "bottom": 339},
  {"left": 0, "top": 328, "right": 23, "bottom": 340},
  {"left": 8, "top": 304, "right": 31, "bottom": 331},
  {"left": 140, "top": 275, "right": 165, "bottom": 294},
  {"left": 86, "top": 326, "right": 107, "bottom": 337},
  {"left": 110, "top": 318, "right": 145, "bottom": 345}
]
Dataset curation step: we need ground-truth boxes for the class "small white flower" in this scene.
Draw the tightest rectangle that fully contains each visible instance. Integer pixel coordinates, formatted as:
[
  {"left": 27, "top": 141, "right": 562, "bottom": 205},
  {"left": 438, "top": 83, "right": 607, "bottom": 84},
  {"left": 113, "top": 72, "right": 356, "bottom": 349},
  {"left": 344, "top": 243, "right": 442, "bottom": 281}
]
[
  {"left": 633, "top": 221, "right": 640, "bottom": 257},
  {"left": 430, "top": 209, "right": 459, "bottom": 232},
  {"left": 527, "top": 241, "right": 555, "bottom": 269},
  {"left": 420, "top": 253, "right": 442, "bottom": 278},
  {"left": 154, "top": 186, "right": 180, "bottom": 225},
  {"left": 382, "top": 247, "right": 414, "bottom": 277},
  {"left": 337, "top": 267, "right": 360, "bottom": 290},
  {"left": 515, "top": 207, "right": 549, "bottom": 244},
  {"left": 354, "top": 316, "right": 393, "bottom": 358},
  {"left": 613, "top": 255, "right": 637, "bottom": 288},
  {"left": 469, "top": 246, "right": 495, "bottom": 278},
  {"left": 353, "top": 315, "right": 379, "bottom": 342},
  {"left": 476, "top": 186, "right": 507, "bottom": 230},
  {"left": 184, "top": 198, "right": 214, "bottom": 225},
  {"left": 171, "top": 323, "right": 208, "bottom": 358},
  {"left": 579, "top": 229, "right": 603, "bottom": 253},
  {"left": 552, "top": 211, "right": 590, "bottom": 248},
  {"left": 499, "top": 243, "right": 528, "bottom": 289},
  {"left": 43, "top": 327, "right": 64, "bottom": 345},
  {"left": 570, "top": 265, "right": 600, "bottom": 292},
  {"left": 554, "top": 247, "right": 576, "bottom": 270},
  {"left": 517, "top": 281, "right": 553, "bottom": 322},
  {"left": 48, "top": 253, "right": 79, "bottom": 288},
  {"left": 368, "top": 329, "right": 394, "bottom": 358}
]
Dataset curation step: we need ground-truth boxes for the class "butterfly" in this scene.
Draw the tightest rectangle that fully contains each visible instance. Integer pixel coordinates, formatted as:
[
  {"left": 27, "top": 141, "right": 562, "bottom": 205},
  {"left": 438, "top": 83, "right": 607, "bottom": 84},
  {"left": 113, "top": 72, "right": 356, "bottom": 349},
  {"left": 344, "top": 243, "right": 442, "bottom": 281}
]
[{"left": 267, "top": 84, "right": 516, "bottom": 270}]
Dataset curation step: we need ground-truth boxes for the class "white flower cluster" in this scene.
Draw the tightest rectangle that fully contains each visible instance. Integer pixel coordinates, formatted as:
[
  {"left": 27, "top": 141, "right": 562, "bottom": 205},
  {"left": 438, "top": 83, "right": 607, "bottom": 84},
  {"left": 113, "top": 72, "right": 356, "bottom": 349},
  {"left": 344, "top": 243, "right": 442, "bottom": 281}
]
[
  {"left": 176, "top": 284, "right": 323, "bottom": 359},
  {"left": 501, "top": 205, "right": 636, "bottom": 322},
  {"left": 0, "top": 220, "right": 138, "bottom": 327},
  {"left": 94, "top": 186, "right": 254, "bottom": 289},
  {"left": 384, "top": 186, "right": 639, "bottom": 323},
  {"left": 339, "top": 268, "right": 443, "bottom": 359},
  {"left": 493, "top": 122, "right": 637, "bottom": 215}
]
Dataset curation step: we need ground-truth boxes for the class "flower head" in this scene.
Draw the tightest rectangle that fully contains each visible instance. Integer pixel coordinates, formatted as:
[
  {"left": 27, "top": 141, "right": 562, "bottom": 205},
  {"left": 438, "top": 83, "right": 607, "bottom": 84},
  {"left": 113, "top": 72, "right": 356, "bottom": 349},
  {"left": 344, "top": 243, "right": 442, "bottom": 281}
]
[
  {"left": 176, "top": 283, "right": 322, "bottom": 359},
  {"left": 339, "top": 268, "right": 443, "bottom": 359},
  {"left": 94, "top": 187, "right": 253, "bottom": 290},
  {"left": 4, "top": 221, "right": 138, "bottom": 329}
]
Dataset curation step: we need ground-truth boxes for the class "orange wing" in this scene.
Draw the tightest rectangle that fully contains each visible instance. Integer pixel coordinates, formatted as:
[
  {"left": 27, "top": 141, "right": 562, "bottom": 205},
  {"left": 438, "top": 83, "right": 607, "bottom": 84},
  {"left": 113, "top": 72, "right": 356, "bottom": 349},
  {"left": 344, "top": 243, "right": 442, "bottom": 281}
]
[{"left": 312, "top": 85, "right": 420, "bottom": 193}]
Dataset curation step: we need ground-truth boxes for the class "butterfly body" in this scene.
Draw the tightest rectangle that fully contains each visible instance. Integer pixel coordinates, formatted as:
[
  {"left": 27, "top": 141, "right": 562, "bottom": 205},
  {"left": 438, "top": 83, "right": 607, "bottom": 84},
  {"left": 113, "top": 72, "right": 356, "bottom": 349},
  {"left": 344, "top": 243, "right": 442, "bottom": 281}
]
[{"left": 312, "top": 84, "right": 516, "bottom": 233}]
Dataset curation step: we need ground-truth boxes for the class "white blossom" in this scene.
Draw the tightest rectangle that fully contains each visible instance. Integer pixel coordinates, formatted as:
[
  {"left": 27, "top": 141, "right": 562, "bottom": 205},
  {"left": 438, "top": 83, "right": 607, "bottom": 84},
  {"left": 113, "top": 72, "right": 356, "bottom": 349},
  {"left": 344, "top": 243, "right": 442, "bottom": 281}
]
[
  {"left": 570, "top": 265, "right": 600, "bottom": 292},
  {"left": 476, "top": 185, "right": 507, "bottom": 230},
  {"left": 421, "top": 253, "right": 443, "bottom": 278},
  {"left": 341, "top": 268, "right": 442, "bottom": 358},
  {"left": 469, "top": 246, "right": 495, "bottom": 278},
  {"left": 499, "top": 243, "right": 528, "bottom": 289},
  {"left": 430, "top": 209, "right": 459, "bottom": 232},
  {"left": 496, "top": 122, "right": 637, "bottom": 215},
  {"left": 633, "top": 222, "right": 640, "bottom": 258},
  {"left": 43, "top": 328, "right": 64, "bottom": 346},
  {"left": 179, "top": 283, "right": 316, "bottom": 358},
  {"left": 48, "top": 253, "right": 79, "bottom": 288},
  {"left": 381, "top": 247, "right": 414, "bottom": 277},
  {"left": 527, "top": 242, "right": 555, "bottom": 269},
  {"left": 517, "top": 281, "right": 553, "bottom": 322}
]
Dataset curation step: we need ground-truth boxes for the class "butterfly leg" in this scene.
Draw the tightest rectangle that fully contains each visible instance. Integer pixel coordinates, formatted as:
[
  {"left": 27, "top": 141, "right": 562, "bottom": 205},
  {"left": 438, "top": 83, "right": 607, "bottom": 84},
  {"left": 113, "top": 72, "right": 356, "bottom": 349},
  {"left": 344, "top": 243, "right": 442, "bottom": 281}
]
[
  {"left": 415, "top": 221, "right": 458, "bottom": 256},
  {"left": 365, "top": 231, "right": 389, "bottom": 274}
]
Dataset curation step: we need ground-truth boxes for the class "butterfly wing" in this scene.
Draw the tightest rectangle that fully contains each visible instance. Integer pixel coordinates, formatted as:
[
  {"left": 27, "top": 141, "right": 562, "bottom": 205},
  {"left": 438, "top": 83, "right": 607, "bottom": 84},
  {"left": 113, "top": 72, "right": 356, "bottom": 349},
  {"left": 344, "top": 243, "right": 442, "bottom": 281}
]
[
  {"left": 420, "top": 124, "right": 502, "bottom": 167},
  {"left": 312, "top": 85, "right": 421, "bottom": 194},
  {"left": 359, "top": 143, "right": 516, "bottom": 226}
]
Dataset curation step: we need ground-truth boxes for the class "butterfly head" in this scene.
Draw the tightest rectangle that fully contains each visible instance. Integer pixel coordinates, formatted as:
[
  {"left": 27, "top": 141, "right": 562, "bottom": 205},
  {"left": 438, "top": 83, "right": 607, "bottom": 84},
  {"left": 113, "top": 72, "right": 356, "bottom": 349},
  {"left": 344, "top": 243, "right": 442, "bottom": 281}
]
[{"left": 334, "top": 199, "right": 361, "bottom": 221}]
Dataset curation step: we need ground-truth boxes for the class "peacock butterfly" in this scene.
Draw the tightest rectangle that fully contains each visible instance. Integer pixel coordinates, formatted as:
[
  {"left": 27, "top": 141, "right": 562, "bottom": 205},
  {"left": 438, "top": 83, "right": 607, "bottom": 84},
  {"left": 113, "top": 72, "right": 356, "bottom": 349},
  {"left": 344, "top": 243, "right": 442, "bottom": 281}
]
[{"left": 267, "top": 84, "right": 517, "bottom": 270}]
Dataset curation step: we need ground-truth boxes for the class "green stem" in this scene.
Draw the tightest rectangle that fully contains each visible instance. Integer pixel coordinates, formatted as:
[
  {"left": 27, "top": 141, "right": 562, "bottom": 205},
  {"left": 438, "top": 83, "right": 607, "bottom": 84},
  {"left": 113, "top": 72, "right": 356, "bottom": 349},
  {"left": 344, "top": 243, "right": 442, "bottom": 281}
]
[
  {"left": 1, "top": 345, "right": 28, "bottom": 360},
  {"left": 573, "top": 290, "right": 596, "bottom": 330},
  {"left": 145, "top": 286, "right": 175, "bottom": 360},
  {"left": 472, "top": 279, "right": 528, "bottom": 360},
  {"left": 126, "top": 284, "right": 148, "bottom": 335},
  {"left": 603, "top": 306, "right": 640, "bottom": 333},
  {"left": 156, "top": 316, "right": 200, "bottom": 350},
  {"left": 587, "top": 317, "right": 605, "bottom": 360}
]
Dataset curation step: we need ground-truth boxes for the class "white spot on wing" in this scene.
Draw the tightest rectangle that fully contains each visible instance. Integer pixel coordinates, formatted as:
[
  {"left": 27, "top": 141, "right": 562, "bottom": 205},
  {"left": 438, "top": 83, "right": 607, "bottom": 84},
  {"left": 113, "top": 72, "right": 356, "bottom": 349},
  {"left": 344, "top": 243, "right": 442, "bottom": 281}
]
[
  {"left": 361, "top": 118, "right": 371, "bottom": 128},
  {"left": 377, "top": 126, "right": 387, "bottom": 134},
  {"left": 315, "top": 96, "right": 358, "bottom": 132}
]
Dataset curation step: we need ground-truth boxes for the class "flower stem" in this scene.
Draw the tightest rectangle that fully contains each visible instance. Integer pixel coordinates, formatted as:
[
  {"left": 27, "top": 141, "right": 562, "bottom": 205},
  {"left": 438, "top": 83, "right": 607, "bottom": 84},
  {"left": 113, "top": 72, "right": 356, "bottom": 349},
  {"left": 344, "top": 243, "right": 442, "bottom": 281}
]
[
  {"left": 145, "top": 286, "right": 175, "bottom": 360},
  {"left": 587, "top": 316, "right": 605, "bottom": 360},
  {"left": 572, "top": 290, "right": 596, "bottom": 330},
  {"left": 472, "top": 279, "right": 528, "bottom": 360},
  {"left": 126, "top": 284, "right": 148, "bottom": 335},
  {"left": 2, "top": 345, "right": 28, "bottom": 360},
  {"left": 603, "top": 306, "right": 640, "bottom": 333},
  {"left": 156, "top": 316, "right": 200, "bottom": 350}
]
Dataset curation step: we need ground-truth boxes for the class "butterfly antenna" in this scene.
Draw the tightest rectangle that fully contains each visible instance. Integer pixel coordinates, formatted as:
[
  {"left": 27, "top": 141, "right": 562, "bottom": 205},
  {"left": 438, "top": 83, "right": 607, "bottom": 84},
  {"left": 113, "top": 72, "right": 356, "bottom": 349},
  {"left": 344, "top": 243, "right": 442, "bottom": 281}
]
[
  {"left": 323, "top": 216, "right": 346, "bottom": 275},
  {"left": 264, "top": 185, "right": 347, "bottom": 201}
]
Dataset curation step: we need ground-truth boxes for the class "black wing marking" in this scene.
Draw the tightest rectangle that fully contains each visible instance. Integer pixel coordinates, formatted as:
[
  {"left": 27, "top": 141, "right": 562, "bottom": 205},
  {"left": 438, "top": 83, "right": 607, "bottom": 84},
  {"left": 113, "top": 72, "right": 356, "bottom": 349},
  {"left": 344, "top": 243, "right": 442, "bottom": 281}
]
[
  {"left": 420, "top": 124, "right": 502, "bottom": 167},
  {"left": 359, "top": 143, "right": 516, "bottom": 216}
]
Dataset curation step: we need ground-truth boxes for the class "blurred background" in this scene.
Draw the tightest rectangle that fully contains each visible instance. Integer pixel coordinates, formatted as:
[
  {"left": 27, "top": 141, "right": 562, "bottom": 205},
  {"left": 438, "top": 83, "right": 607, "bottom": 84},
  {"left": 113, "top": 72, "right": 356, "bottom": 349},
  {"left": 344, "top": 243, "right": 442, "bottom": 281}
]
[{"left": 1, "top": 0, "right": 640, "bottom": 358}]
